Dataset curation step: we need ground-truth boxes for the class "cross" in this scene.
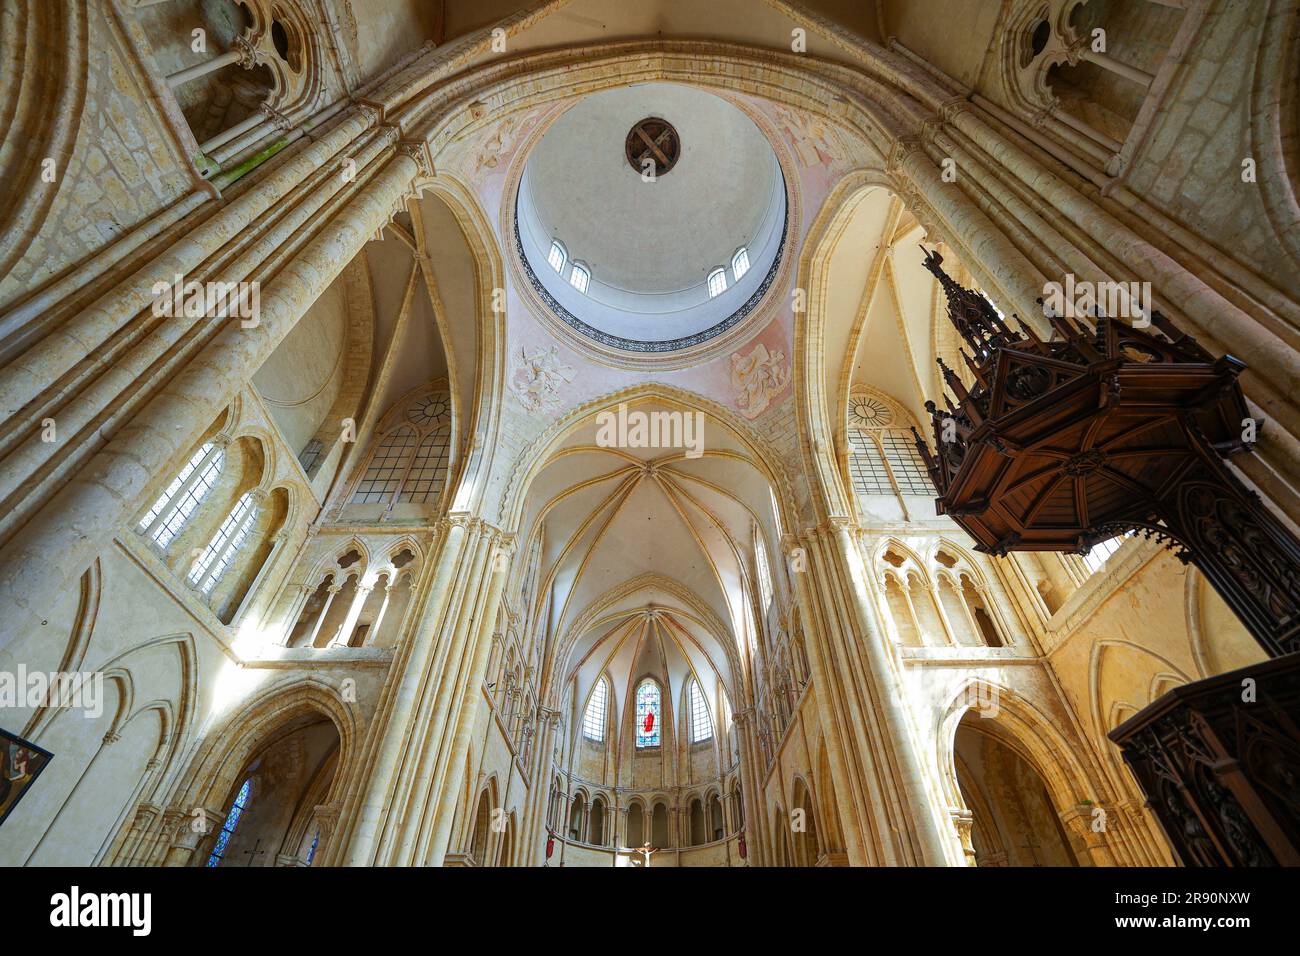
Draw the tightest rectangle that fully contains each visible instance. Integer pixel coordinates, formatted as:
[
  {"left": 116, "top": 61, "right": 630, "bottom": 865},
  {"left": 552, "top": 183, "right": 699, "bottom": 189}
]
[
  {"left": 1018, "top": 835, "right": 1043, "bottom": 866},
  {"left": 633, "top": 842, "right": 657, "bottom": 868},
  {"left": 633, "top": 125, "right": 673, "bottom": 169},
  {"left": 241, "top": 838, "right": 266, "bottom": 867}
]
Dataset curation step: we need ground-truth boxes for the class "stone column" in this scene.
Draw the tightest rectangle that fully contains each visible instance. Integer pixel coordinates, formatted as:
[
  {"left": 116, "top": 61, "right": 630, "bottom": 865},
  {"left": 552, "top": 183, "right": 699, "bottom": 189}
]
[
  {"left": 951, "top": 809, "right": 977, "bottom": 866},
  {"left": 786, "top": 520, "right": 952, "bottom": 866},
  {"left": 163, "top": 807, "right": 225, "bottom": 866},
  {"left": 164, "top": 37, "right": 260, "bottom": 89},
  {"left": 329, "top": 583, "right": 372, "bottom": 648},
  {"left": 0, "top": 142, "right": 422, "bottom": 648},
  {"left": 731, "top": 708, "right": 768, "bottom": 866},
  {"left": 337, "top": 518, "right": 512, "bottom": 866},
  {"left": 304, "top": 583, "right": 341, "bottom": 648},
  {"left": 1060, "top": 804, "right": 1118, "bottom": 866}
]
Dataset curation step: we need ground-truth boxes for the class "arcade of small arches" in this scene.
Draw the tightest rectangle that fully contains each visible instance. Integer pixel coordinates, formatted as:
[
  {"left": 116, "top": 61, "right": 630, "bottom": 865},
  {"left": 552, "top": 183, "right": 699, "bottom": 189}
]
[{"left": 0, "top": 0, "right": 1294, "bottom": 870}]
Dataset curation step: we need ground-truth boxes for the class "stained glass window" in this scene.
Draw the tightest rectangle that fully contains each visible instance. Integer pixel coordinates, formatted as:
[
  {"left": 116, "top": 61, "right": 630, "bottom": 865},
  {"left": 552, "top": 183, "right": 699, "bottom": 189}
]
[
  {"left": 635, "top": 679, "right": 660, "bottom": 748},
  {"left": 306, "top": 829, "right": 320, "bottom": 866},
  {"left": 397, "top": 427, "right": 450, "bottom": 503},
  {"left": 582, "top": 677, "right": 608, "bottom": 742},
  {"left": 881, "top": 431, "right": 934, "bottom": 495},
  {"left": 206, "top": 778, "right": 251, "bottom": 867},
  {"left": 298, "top": 439, "right": 324, "bottom": 474},
  {"left": 847, "top": 430, "right": 891, "bottom": 495},
  {"left": 689, "top": 680, "right": 712, "bottom": 743}
]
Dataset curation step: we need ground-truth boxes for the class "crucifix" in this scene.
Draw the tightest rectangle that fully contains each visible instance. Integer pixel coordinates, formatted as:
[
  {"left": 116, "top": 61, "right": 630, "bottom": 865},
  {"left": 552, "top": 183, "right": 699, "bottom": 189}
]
[
  {"left": 1017, "top": 834, "right": 1043, "bottom": 866},
  {"left": 632, "top": 842, "right": 657, "bottom": 868},
  {"left": 240, "top": 838, "right": 266, "bottom": 867}
]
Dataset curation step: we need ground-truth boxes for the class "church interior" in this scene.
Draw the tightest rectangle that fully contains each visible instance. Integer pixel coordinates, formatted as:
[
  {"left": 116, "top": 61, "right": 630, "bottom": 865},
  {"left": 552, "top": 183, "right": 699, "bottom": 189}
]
[{"left": 1, "top": 0, "right": 1298, "bottom": 874}]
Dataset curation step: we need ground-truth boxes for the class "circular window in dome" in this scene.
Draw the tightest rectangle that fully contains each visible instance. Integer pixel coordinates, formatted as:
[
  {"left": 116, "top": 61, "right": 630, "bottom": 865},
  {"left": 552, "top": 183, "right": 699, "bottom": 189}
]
[
  {"left": 625, "top": 117, "right": 681, "bottom": 177},
  {"left": 514, "top": 83, "right": 788, "bottom": 355}
]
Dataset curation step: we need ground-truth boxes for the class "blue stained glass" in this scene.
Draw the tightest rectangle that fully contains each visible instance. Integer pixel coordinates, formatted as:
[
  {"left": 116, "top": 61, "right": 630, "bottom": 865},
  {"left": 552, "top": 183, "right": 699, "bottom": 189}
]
[
  {"left": 205, "top": 779, "right": 251, "bottom": 867},
  {"left": 635, "top": 680, "right": 661, "bottom": 748},
  {"left": 306, "top": 830, "right": 320, "bottom": 865}
]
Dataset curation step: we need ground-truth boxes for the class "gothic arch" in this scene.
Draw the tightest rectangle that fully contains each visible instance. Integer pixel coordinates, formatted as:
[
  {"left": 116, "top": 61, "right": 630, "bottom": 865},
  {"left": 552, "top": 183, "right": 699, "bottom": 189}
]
[
  {"left": 409, "top": 176, "right": 506, "bottom": 519},
  {"left": 164, "top": 676, "right": 359, "bottom": 860},
  {"left": 937, "top": 678, "right": 1104, "bottom": 826}
]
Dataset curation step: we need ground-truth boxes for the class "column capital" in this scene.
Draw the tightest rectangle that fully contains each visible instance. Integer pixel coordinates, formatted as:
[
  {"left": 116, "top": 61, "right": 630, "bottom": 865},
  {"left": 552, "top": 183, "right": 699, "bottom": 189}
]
[
  {"left": 397, "top": 138, "right": 435, "bottom": 178},
  {"left": 1059, "top": 803, "right": 1112, "bottom": 847},
  {"left": 232, "top": 35, "right": 264, "bottom": 70}
]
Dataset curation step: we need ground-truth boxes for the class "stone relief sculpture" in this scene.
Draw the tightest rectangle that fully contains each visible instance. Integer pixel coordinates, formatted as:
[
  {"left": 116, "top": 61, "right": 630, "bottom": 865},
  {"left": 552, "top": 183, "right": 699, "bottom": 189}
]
[
  {"left": 511, "top": 345, "right": 576, "bottom": 412},
  {"left": 730, "top": 342, "right": 790, "bottom": 418}
]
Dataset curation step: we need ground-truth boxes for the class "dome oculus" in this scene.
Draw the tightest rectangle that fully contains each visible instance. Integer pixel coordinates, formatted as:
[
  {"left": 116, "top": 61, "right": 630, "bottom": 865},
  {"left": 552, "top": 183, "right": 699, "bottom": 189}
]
[
  {"left": 625, "top": 117, "right": 681, "bottom": 176},
  {"left": 515, "top": 83, "right": 787, "bottom": 354}
]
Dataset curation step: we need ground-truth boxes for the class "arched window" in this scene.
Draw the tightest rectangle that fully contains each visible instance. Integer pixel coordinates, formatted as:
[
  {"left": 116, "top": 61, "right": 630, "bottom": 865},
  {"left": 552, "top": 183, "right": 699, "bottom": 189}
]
[
  {"left": 755, "top": 532, "right": 773, "bottom": 614},
  {"left": 847, "top": 430, "right": 891, "bottom": 495},
  {"left": 881, "top": 432, "right": 933, "bottom": 494},
  {"left": 469, "top": 790, "right": 492, "bottom": 862},
  {"left": 1082, "top": 534, "right": 1127, "bottom": 573},
  {"left": 547, "top": 239, "right": 567, "bottom": 273},
  {"left": 569, "top": 261, "right": 590, "bottom": 294},
  {"left": 732, "top": 246, "right": 750, "bottom": 280},
  {"left": 847, "top": 394, "right": 934, "bottom": 499},
  {"left": 689, "top": 680, "right": 713, "bottom": 743},
  {"left": 707, "top": 266, "right": 727, "bottom": 298},
  {"left": 589, "top": 799, "right": 606, "bottom": 846},
  {"left": 140, "top": 442, "right": 225, "bottom": 549},
  {"left": 397, "top": 427, "right": 450, "bottom": 503},
  {"left": 351, "top": 426, "right": 417, "bottom": 503},
  {"left": 206, "top": 778, "right": 251, "bottom": 867},
  {"left": 568, "top": 792, "right": 585, "bottom": 841},
  {"left": 582, "top": 678, "right": 608, "bottom": 742},
  {"left": 187, "top": 491, "right": 259, "bottom": 595},
  {"left": 635, "top": 679, "right": 660, "bottom": 748}
]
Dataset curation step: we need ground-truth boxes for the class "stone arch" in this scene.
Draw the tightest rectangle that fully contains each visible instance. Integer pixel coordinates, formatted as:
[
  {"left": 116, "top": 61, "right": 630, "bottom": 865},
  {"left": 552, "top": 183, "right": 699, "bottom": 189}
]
[
  {"left": 15, "top": 631, "right": 198, "bottom": 867},
  {"left": 1086, "top": 638, "right": 1195, "bottom": 789},
  {"left": 790, "top": 774, "right": 821, "bottom": 866},
  {"left": 0, "top": 2, "right": 87, "bottom": 290},
  {"left": 625, "top": 798, "right": 647, "bottom": 848},
  {"left": 467, "top": 781, "right": 495, "bottom": 865},
  {"left": 937, "top": 678, "right": 1105, "bottom": 863},
  {"left": 1251, "top": 0, "right": 1300, "bottom": 273},
  {"left": 165, "top": 676, "right": 358, "bottom": 864},
  {"left": 409, "top": 176, "right": 506, "bottom": 519}
]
